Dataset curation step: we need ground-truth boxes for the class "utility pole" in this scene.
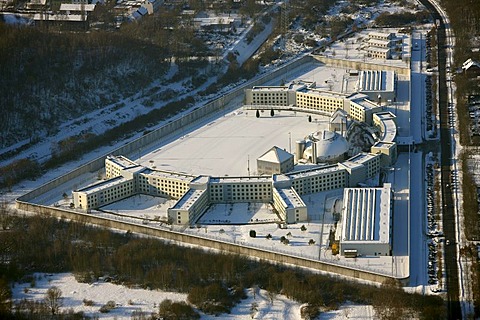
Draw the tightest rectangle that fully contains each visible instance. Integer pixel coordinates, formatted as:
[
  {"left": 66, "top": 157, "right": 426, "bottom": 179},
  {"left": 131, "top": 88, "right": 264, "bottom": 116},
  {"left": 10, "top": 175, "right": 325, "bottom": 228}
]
[{"left": 288, "top": 132, "right": 291, "bottom": 153}]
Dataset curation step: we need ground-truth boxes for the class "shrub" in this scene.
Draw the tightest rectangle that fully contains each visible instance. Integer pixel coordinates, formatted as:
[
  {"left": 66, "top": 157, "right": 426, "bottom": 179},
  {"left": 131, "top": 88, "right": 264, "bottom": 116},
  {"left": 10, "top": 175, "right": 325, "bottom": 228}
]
[
  {"left": 99, "top": 300, "right": 116, "bottom": 313},
  {"left": 188, "top": 283, "right": 237, "bottom": 315},
  {"left": 83, "top": 299, "right": 94, "bottom": 306},
  {"left": 159, "top": 299, "right": 200, "bottom": 319}
]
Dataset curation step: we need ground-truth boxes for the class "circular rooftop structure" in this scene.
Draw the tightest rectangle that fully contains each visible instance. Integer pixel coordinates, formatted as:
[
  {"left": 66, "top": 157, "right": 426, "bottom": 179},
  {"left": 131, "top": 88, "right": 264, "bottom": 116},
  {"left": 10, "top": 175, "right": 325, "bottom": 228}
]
[{"left": 304, "top": 130, "right": 350, "bottom": 163}]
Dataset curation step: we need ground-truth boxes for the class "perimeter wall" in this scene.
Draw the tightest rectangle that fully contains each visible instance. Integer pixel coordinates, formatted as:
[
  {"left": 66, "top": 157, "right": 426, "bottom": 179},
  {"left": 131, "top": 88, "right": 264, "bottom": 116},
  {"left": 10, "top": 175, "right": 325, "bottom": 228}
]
[
  {"left": 311, "top": 55, "right": 411, "bottom": 76},
  {"left": 16, "top": 200, "right": 408, "bottom": 284},
  {"left": 16, "top": 55, "right": 317, "bottom": 203},
  {"left": 16, "top": 54, "right": 409, "bottom": 284}
]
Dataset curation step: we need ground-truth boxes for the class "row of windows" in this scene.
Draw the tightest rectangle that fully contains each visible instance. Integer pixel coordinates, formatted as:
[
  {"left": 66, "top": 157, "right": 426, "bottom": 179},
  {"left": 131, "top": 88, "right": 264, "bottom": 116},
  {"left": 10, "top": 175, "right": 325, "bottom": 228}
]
[
  {"left": 211, "top": 184, "right": 270, "bottom": 189},
  {"left": 298, "top": 99, "right": 343, "bottom": 106},
  {"left": 293, "top": 181, "right": 346, "bottom": 194},
  {"left": 253, "top": 92, "right": 288, "bottom": 97}
]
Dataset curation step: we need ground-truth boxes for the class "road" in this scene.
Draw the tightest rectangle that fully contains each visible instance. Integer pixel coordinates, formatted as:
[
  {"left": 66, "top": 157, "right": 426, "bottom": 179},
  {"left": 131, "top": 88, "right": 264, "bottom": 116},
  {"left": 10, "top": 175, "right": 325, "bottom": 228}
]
[{"left": 417, "top": 0, "right": 462, "bottom": 318}]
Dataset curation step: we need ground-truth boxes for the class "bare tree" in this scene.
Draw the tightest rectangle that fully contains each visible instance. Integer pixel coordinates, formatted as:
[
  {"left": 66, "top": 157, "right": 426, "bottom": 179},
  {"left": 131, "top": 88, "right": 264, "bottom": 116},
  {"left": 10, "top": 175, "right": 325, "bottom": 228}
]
[
  {"left": 44, "top": 286, "right": 62, "bottom": 315},
  {"left": 266, "top": 288, "right": 276, "bottom": 305},
  {"left": 250, "top": 301, "right": 258, "bottom": 319}
]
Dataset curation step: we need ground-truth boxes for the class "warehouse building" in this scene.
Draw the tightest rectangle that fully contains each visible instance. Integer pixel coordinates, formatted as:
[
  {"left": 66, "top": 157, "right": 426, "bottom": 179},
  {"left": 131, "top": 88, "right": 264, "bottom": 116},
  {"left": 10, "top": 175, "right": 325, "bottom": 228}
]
[{"left": 340, "top": 183, "right": 393, "bottom": 257}]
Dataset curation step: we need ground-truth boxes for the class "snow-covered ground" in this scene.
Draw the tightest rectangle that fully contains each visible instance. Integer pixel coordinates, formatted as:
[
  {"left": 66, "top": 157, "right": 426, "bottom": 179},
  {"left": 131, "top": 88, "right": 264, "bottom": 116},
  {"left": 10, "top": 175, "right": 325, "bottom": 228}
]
[
  {"left": 2, "top": 1, "right": 449, "bottom": 317},
  {"left": 12, "top": 272, "right": 375, "bottom": 320}
]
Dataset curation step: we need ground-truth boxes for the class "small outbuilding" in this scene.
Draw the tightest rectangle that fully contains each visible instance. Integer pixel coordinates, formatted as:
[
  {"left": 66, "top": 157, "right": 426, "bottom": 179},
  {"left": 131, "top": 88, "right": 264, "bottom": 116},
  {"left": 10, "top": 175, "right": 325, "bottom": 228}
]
[
  {"left": 462, "top": 58, "right": 480, "bottom": 78},
  {"left": 257, "top": 146, "right": 294, "bottom": 175}
]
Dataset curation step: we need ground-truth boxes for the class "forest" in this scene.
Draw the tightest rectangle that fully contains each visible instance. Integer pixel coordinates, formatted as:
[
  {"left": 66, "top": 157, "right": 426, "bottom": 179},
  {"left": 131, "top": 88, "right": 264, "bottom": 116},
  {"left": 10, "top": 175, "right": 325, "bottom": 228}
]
[{"left": 0, "top": 204, "right": 445, "bottom": 319}]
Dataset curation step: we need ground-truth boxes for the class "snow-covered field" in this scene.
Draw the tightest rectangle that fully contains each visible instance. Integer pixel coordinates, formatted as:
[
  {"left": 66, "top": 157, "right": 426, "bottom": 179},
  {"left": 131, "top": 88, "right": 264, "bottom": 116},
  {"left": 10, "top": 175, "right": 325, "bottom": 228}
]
[{"left": 12, "top": 273, "right": 375, "bottom": 320}]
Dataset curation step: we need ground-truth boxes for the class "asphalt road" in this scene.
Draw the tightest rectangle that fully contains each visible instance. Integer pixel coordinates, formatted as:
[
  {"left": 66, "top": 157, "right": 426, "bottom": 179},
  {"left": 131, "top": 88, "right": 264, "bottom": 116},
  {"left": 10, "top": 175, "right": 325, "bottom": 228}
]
[{"left": 417, "top": 0, "right": 462, "bottom": 318}]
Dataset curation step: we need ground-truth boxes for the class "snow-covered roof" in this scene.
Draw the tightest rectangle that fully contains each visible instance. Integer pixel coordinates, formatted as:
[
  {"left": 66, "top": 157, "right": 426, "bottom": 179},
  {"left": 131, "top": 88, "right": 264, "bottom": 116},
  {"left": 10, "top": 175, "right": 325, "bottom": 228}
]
[
  {"left": 170, "top": 188, "right": 207, "bottom": 211},
  {"left": 347, "top": 152, "right": 378, "bottom": 165},
  {"left": 374, "top": 112, "right": 397, "bottom": 142},
  {"left": 29, "top": 13, "right": 88, "bottom": 22},
  {"left": 349, "top": 95, "right": 381, "bottom": 111},
  {"left": 274, "top": 187, "right": 306, "bottom": 209},
  {"left": 358, "top": 70, "right": 395, "bottom": 93},
  {"left": 372, "top": 141, "right": 396, "bottom": 149},
  {"left": 341, "top": 183, "right": 392, "bottom": 244},
  {"left": 330, "top": 108, "right": 348, "bottom": 124},
  {"left": 107, "top": 155, "right": 138, "bottom": 169},
  {"left": 59, "top": 4, "right": 96, "bottom": 12},
  {"left": 27, "top": 0, "right": 46, "bottom": 5},
  {"left": 287, "top": 164, "right": 343, "bottom": 179},
  {"left": 338, "top": 160, "right": 364, "bottom": 170},
  {"left": 367, "top": 38, "right": 391, "bottom": 47},
  {"left": 298, "top": 88, "right": 348, "bottom": 99},
  {"left": 77, "top": 176, "right": 128, "bottom": 194},
  {"left": 193, "top": 17, "right": 235, "bottom": 27},
  {"left": 366, "top": 47, "right": 391, "bottom": 53},
  {"left": 462, "top": 58, "right": 480, "bottom": 71},
  {"left": 368, "top": 31, "right": 395, "bottom": 39},
  {"left": 140, "top": 168, "right": 194, "bottom": 182},
  {"left": 308, "top": 130, "right": 349, "bottom": 160},
  {"left": 258, "top": 146, "right": 293, "bottom": 164}
]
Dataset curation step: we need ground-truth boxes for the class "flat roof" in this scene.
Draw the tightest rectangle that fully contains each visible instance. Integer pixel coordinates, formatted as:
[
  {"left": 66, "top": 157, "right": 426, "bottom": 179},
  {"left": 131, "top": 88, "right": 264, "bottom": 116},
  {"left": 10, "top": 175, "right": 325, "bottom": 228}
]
[
  {"left": 272, "top": 174, "right": 291, "bottom": 183},
  {"left": 107, "top": 155, "right": 139, "bottom": 169},
  {"left": 368, "top": 31, "right": 395, "bottom": 38},
  {"left": 170, "top": 188, "right": 207, "bottom": 211},
  {"left": 287, "top": 164, "right": 344, "bottom": 179},
  {"left": 379, "top": 119, "right": 397, "bottom": 142},
  {"left": 29, "top": 13, "right": 88, "bottom": 22},
  {"left": 367, "top": 38, "right": 391, "bottom": 46},
  {"left": 374, "top": 112, "right": 397, "bottom": 142},
  {"left": 250, "top": 83, "right": 308, "bottom": 92},
  {"left": 372, "top": 141, "right": 395, "bottom": 149},
  {"left": 338, "top": 161, "right": 364, "bottom": 170},
  {"left": 349, "top": 97, "right": 381, "bottom": 111},
  {"left": 275, "top": 187, "right": 306, "bottom": 208},
  {"left": 367, "top": 47, "right": 391, "bottom": 53},
  {"left": 374, "top": 111, "right": 396, "bottom": 120},
  {"left": 347, "top": 152, "right": 378, "bottom": 164},
  {"left": 77, "top": 176, "right": 128, "bottom": 194},
  {"left": 298, "top": 88, "right": 348, "bottom": 99},
  {"left": 190, "top": 175, "right": 210, "bottom": 185},
  {"left": 140, "top": 168, "right": 194, "bottom": 182},
  {"left": 59, "top": 3, "right": 96, "bottom": 11},
  {"left": 358, "top": 70, "right": 395, "bottom": 92},
  {"left": 341, "top": 184, "right": 392, "bottom": 244}
]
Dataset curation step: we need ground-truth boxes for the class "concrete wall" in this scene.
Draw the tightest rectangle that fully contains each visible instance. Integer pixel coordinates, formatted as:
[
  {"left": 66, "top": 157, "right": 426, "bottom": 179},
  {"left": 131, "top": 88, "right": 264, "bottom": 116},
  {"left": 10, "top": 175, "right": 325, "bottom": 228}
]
[
  {"left": 15, "top": 55, "right": 411, "bottom": 285},
  {"left": 17, "top": 55, "right": 316, "bottom": 204},
  {"left": 16, "top": 199, "right": 408, "bottom": 284},
  {"left": 311, "top": 55, "right": 410, "bottom": 76}
]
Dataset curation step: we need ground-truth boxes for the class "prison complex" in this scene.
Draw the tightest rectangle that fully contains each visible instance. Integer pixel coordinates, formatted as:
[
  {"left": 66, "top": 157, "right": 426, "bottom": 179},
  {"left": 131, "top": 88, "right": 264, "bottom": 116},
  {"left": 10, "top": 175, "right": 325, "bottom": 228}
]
[{"left": 73, "top": 69, "right": 398, "bottom": 256}]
